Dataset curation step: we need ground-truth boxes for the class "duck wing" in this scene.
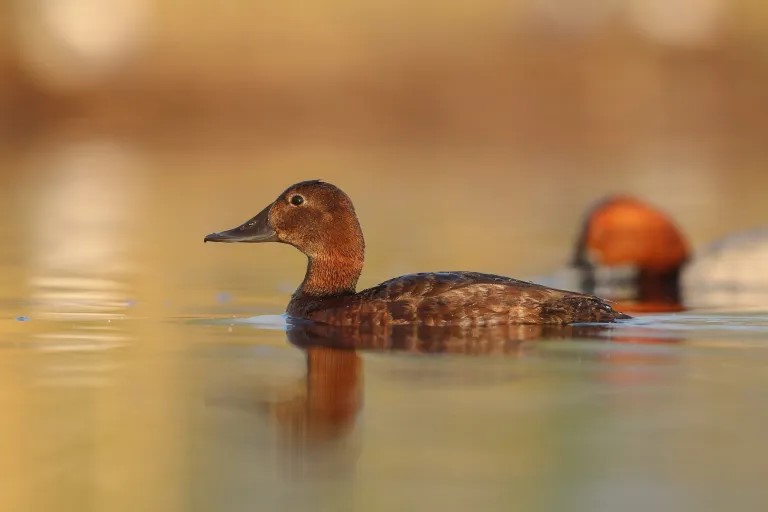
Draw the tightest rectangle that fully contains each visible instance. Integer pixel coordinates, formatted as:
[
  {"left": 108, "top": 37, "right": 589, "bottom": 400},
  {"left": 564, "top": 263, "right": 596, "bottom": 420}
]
[{"left": 296, "top": 271, "right": 630, "bottom": 326}]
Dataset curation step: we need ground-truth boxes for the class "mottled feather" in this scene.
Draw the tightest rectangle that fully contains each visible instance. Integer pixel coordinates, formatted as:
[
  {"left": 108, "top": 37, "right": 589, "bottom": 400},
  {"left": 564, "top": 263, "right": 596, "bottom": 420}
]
[{"left": 289, "top": 271, "right": 630, "bottom": 326}]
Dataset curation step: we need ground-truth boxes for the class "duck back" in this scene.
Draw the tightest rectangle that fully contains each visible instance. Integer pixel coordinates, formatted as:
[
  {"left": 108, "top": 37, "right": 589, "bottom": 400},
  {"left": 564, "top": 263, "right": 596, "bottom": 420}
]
[{"left": 289, "top": 271, "right": 629, "bottom": 327}]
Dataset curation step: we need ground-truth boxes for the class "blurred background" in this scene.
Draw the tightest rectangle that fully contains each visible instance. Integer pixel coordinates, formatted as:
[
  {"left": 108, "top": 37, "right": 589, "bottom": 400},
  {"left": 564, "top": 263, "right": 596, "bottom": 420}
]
[
  {"left": 2, "top": 0, "right": 768, "bottom": 278},
  {"left": 2, "top": 0, "right": 768, "bottom": 147},
  {"left": 2, "top": 2, "right": 768, "bottom": 511}
]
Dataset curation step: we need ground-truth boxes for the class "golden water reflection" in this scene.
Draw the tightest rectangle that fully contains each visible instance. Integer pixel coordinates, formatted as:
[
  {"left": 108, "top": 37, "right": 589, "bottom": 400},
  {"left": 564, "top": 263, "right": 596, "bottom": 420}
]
[
  {"left": 1, "top": 308, "right": 767, "bottom": 511},
  {"left": 0, "top": 135, "right": 767, "bottom": 511}
]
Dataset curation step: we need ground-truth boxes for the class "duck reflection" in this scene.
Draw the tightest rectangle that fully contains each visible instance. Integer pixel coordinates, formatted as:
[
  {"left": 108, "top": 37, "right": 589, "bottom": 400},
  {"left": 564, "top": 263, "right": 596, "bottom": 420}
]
[
  {"left": 287, "top": 322, "right": 613, "bottom": 354},
  {"left": 262, "top": 320, "right": 677, "bottom": 477},
  {"left": 264, "top": 322, "right": 609, "bottom": 476}
]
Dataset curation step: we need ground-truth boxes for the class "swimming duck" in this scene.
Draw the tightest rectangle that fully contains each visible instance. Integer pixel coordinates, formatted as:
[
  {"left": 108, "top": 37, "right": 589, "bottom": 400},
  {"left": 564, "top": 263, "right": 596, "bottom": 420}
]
[
  {"left": 572, "top": 195, "right": 768, "bottom": 309},
  {"left": 571, "top": 195, "right": 689, "bottom": 310},
  {"left": 204, "top": 180, "right": 629, "bottom": 326}
]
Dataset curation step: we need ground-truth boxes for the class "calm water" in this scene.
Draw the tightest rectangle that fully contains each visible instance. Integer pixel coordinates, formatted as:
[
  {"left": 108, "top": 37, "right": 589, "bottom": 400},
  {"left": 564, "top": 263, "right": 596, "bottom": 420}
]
[{"left": 1, "top": 137, "right": 768, "bottom": 511}]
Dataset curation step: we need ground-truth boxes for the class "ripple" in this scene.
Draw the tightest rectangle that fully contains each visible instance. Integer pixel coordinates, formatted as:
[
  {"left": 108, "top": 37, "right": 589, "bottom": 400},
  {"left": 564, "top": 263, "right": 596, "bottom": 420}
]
[{"left": 33, "top": 332, "right": 128, "bottom": 352}]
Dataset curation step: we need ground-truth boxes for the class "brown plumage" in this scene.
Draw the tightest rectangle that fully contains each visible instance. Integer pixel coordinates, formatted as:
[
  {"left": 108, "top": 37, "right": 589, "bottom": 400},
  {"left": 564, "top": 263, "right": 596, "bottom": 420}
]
[
  {"left": 291, "top": 271, "right": 627, "bottom": 326},
  {"left": 205, "top": 180, "right": 630, "bottom": 326}
]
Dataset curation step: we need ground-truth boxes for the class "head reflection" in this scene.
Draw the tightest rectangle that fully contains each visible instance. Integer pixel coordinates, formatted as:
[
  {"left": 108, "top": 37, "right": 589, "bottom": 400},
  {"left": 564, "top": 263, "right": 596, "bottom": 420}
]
[
  {"left": 273, "top": 344, "right": 362, "bottom": 444},
  {"left": 266, "top": 336, "right": 361, "bottom": 479}
]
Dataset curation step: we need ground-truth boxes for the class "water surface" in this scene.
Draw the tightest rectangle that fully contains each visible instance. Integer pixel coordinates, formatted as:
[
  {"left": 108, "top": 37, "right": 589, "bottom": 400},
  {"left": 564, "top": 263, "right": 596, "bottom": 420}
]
[{"left": 1, "top": 139, "right": 767, "bottom": 512}]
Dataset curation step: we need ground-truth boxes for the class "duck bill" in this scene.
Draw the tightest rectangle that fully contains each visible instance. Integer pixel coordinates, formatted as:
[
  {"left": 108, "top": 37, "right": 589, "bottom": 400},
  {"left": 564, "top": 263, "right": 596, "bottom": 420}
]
[{"left": 204, "top": 205, "right": 278, "bottom": 243}]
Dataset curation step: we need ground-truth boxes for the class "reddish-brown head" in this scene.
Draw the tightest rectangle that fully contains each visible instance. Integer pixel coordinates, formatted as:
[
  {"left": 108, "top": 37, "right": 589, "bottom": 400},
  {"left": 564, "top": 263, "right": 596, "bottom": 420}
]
[
  {"left": 268, "top": 180, "right": 365, "bottom": 261},
  {"left": 574, "top": 196, "right": 689, "bottom": 275},
  {"left": 205, "top": 180, "right": 365, "bottom": 262}
]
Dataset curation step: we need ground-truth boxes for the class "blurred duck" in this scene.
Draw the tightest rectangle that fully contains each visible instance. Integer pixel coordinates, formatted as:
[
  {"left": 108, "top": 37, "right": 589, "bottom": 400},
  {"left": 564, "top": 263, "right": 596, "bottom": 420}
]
[
  {"left": 205, "top": 180, "right": 629, "bottom": 326},
  {"left": 571, "top": 195, "right": 768, "bottom": 311},
  {"left": 571, "top": 196, "right": 689, "bottom": 312}
]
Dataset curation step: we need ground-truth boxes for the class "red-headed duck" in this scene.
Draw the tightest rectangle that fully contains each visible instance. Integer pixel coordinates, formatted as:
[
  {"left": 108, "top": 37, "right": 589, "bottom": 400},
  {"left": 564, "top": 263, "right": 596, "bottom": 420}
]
[
  {"left": 571, "top": 195, "right": 689, "bottom": 312},
  {"left": 205, "top": 180, "right": 629, "bottom": 326},
  {"left": 571, "top": 195, "right": 768, "bottom": 310},
  {"left": 574, "top": 196, "right": 768, "bottom": 311}
]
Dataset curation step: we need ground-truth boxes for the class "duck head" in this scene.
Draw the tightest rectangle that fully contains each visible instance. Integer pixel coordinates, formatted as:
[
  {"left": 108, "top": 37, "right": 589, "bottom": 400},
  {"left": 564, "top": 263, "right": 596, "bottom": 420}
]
[
  {"left": 572, "top": 195, "right": 689, "bottom": 308},
  {"left": 204, "top": 180, "right": 365, "bottom": 295}
]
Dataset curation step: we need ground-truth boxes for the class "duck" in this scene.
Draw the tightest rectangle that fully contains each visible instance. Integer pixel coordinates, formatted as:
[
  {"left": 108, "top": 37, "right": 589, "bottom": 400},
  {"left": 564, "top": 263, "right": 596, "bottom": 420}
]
[
  {"left": 204, "top": 180, "right": 630, "bottom": 326},
  {"left": 570, "top": 195, "right": 768, "bottom": 310},
  {"left": 571, "top": 195, "right": 689, "bottom": 311}
]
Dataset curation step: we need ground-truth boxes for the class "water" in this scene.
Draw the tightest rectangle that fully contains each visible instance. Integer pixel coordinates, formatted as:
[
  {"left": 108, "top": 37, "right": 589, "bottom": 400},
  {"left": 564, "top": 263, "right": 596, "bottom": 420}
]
[{"left": 1, "top": 138, "right": 768, "bottom": 511}]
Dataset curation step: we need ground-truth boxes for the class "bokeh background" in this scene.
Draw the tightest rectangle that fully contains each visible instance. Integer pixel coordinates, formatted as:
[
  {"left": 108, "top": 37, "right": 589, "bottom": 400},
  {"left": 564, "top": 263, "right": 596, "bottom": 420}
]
[{"left": 2, "top": 0, "right": 768, "bottom": 280}]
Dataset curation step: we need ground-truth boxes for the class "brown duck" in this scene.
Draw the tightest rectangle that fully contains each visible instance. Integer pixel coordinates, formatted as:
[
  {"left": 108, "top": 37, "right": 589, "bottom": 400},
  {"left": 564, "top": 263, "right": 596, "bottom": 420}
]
[{"left": 204, "top": 180, "right": 629, "bottom": 326}]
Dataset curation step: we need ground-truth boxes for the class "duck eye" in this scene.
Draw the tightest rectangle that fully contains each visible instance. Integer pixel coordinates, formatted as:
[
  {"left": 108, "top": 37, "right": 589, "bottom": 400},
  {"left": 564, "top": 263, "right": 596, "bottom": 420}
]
[{"left": 290, "top": 195, "right": 304, "bottom": 206}]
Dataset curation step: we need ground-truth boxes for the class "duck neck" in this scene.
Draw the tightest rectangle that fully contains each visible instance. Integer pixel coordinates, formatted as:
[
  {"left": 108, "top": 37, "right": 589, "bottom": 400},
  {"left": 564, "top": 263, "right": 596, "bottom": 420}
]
[
  {"left": 576, "top": 263, "right": 683, "bottom": 305},
  {"left": 637, "top": 266, "right": 683, "bottom": 304},
  {"left": 296, "top": 253, "right": 363, "bottom": 298}
]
